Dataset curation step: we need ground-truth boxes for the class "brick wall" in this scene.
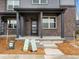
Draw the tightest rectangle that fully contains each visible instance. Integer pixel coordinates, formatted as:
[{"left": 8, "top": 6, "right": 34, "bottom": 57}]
[
  {"left": 64, "top": 7, "right": 76, "bottom": 37},
  {"left": 0, "top": 0, "right": 6, "bottom": 12}
]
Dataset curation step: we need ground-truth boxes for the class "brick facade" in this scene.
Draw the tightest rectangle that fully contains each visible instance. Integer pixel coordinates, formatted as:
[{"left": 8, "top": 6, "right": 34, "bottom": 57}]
[
  {"left": 64, "top": 7, "right": 76, "bottom": 37},
  {"left": 0, "top": 0, "right": 6, "bottom": 12}
]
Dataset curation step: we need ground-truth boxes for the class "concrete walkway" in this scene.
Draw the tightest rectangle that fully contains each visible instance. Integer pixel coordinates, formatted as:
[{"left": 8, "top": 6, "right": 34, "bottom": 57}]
[
  {"left": 45, "top": 48, "right": 64, "bottom": 55},
  {"left": 0, "top": 54, "right": 78, "bottom": 59},
  {"left": 0, "top": 55, "right": 44, "bottom": 59},
  {"left": 44, "top": 55, "right": 79, "bottom": 59}
]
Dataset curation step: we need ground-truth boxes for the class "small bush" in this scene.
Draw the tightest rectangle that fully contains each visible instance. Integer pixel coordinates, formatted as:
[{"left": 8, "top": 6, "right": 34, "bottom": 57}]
[{"left": 76, "top": 30, "right": 79, "bottom": 34}]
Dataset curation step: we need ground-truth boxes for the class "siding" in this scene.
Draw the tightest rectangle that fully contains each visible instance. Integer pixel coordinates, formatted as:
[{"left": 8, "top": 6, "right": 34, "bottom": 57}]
[
  {"left": 60, "top": 0, "right": 75, "bottom": 6},
  {"left": 20, "top": 0, "right": 60, "bottom": 8}
]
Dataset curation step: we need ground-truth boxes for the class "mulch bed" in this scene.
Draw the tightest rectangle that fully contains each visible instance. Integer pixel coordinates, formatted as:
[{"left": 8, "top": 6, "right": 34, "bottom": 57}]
[
  {"left": 57, "top": 42, "right": 79, "bottom": 55},
  {"left": 0, "top": 37, "right": 45, "bottom": 54}
]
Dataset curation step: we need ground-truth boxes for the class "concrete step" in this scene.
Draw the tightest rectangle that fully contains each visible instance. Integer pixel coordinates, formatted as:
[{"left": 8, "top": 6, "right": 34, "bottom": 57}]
[
  {"left": 45, "top": 48, "right": 64, "bottom": 55},
  {"left": 36, "top": 43, "right": 44, "bottom": 48},
  {"left": 39, "top": 41, "right": 63, "bottom": 44},
  {"left": 16, "top": 36, "right": 65, "bottom": 41},
  {"left": 36, "top": 39, "right": 65, "bottom": 41},
  {"left": 36, "top": 41, "right": 60, "bottom": 48},
  {"left": 43, "top": 44, "right": 58, "bottom": 48}
]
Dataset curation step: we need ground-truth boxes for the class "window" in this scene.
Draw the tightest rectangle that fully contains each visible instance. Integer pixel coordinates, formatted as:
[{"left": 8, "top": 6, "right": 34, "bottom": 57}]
[
  {"left": 32, "top": 21, "right": 37, "bottom": 34},
  {"left": 41, "top": 0, "right": 48, "bottom": 4},
  {"left": 7, "top": 0, "right": 20, "bottom": 11},
  {"left": 42, "top": 16, "right": 57, "bottom": 29},
  {"left": 8, "top": 19, "right": 17, "bottom": 29},
  {"left": 32, "top": 0, "right": 48, "bottom": 4},
  {"left": 32, "top": 0, "right": 39, "bottom": 4}
]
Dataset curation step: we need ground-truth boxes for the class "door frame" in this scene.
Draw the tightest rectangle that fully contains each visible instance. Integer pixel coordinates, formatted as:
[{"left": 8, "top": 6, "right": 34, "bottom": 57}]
[{"left": 31, "top": 17, "right": 38, "bottom": 36}]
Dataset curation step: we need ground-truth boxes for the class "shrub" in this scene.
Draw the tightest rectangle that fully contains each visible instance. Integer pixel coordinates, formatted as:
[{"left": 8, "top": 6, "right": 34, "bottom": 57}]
[{"left": 76, "top": 30, "right": 79, "bottom": 34}]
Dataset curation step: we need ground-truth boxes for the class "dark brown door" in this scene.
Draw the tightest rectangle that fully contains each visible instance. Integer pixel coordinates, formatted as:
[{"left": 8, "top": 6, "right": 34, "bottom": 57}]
[{"left": 31, "top": 20, "right": 38, "bottom": 36}]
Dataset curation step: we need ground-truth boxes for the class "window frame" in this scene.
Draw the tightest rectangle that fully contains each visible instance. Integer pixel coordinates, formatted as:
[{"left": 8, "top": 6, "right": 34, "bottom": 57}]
[
  {"left": 7, "top": 0, "right": 20, "bottom": 11},
  {"left": 42, "top": 16, "right": 57, "bottom": 29},
  {"left": 32, "top": 0, "right": 48, "bottom": 4}
]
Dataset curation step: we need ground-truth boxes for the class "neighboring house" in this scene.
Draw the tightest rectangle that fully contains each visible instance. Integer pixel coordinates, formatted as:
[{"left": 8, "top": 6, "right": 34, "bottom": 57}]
[
  {"left": 0, "top": 0, "right": 76, "bottom": 39},
  {"left": 76, "top": 15, "right": 79, "bottom": 30},
  {"left": 76, "top": 20, "right": 79, "bottom": 31}
]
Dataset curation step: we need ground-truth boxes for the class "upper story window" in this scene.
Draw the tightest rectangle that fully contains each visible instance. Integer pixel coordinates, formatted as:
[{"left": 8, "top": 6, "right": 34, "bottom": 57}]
[
  {"left": 32, "top": 0, "right": 48, "bottom": 4},
  {"left": 42, "top": 16, "right": 57, "bottom": 29},
  {"left": 7, "top": 0, "right": 20, "bottom": 11}
]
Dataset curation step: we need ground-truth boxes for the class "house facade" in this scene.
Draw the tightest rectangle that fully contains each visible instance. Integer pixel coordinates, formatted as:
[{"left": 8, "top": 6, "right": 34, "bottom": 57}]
[
  {"left": 0, "top": 0, "right": 76, "bottom": 39},
  {"left": 76, "top": 14, "right": 79, "bottom": 31}
]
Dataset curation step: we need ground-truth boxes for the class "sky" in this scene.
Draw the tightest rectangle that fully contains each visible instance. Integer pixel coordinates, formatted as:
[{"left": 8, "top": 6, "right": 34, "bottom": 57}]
[
  {"left": 77, "top": 0, "right": 79, "bottom": 15},
  {"left": 76, "top": 0, "right": 79, "bottom": 20}
]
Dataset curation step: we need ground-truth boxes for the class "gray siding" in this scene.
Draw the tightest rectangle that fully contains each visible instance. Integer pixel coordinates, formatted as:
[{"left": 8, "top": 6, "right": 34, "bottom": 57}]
[
  {"left": 60, "top": 0, "right": 75, "bottom": 6},
  {"left": 0, "top": 0, "right": 76, "bottom": 12},
  {"left": 20, "top": 0, "right": 60, "bottom": 8}
]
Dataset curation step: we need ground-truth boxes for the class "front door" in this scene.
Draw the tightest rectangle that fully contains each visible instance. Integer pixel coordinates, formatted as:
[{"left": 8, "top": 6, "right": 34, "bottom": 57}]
[{"left": 31, "top": 20, "right": 38, "bottom": 36}]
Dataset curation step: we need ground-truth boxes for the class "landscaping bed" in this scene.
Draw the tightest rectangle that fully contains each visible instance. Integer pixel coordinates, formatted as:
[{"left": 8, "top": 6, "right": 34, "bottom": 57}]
[
  {"left": 57, "top": 42, "right": 79, "bottom": 55},
  {"left": 0, "top": 37, "right": 45, "bottom": 54}
]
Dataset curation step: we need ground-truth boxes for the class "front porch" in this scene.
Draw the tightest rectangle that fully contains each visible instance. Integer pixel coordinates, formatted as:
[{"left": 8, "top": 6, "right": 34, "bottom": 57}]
[
  {"left": 0, "top": 8, "right": 65, "bottom": 39},
  {"left": 15, "top": 8, "right": 65, "bottom": 38}
]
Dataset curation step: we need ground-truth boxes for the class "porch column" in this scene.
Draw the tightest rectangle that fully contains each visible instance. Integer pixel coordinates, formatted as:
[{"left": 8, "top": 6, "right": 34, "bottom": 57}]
[
  {"left": 61, "top": 12, "right": 64, "bottom": 38},
  {"left": 40, "top": 11, "right": 43, "bottom": 38},
  {"left": 16, "top": 11, "right": 20, "bottom": 38},
  {"left": 0, "top": 16, "right": 2, "bottom": 35},
  {"left": 20, "top": 16, "right": 24, "bottom": 36}
]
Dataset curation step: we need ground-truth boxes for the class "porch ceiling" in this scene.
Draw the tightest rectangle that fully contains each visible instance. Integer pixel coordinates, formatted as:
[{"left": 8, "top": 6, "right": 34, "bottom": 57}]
[
  {"left": 14, "top": 8, "right": 66, "bottom": 13},
  {"left": 0, "top": 11, "right": 16, "bottom": 15},
  {"left": 0, "top": 12, "right": 16, "bottom": 20}
]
